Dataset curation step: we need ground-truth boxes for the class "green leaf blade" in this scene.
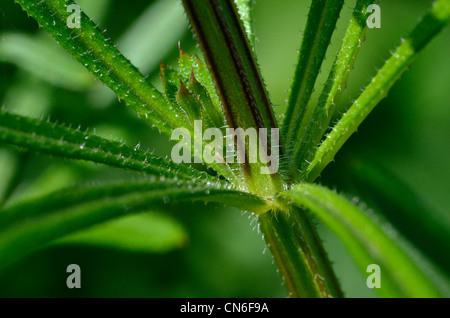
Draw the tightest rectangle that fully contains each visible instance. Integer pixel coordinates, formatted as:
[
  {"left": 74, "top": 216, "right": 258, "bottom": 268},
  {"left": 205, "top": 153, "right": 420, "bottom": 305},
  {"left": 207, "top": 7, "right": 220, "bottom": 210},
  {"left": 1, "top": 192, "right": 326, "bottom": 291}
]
[
  {"left": 0, "top": 110, "right": 213, "bottom": 182},
  {"left": 15, "top": 0, "right": 184, "bottom": 135},
  {"left": 282, "top": 0, "right": 344, "bottom": 176},
  {"left": 0, "top": 179, "right": 268, "bottom": 271},
  {"left": 305, "top": 0, "right": 450, "bottom": 182},
  {"left": 294, "top": 0, "right": 374, "bottom": 180},
  {"left": 331, "top": 156, "right": 450, "bottom": 276},
  {"left": 282, "top": 183, "right": 442, "bottom": 297}
]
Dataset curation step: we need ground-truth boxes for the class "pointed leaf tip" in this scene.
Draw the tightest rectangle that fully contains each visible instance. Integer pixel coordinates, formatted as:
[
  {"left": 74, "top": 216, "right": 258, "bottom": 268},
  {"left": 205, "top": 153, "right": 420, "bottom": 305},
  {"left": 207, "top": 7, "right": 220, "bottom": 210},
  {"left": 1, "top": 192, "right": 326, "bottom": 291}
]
[{"left": 178, "top": 41, "right": 189, "bottom": 58}]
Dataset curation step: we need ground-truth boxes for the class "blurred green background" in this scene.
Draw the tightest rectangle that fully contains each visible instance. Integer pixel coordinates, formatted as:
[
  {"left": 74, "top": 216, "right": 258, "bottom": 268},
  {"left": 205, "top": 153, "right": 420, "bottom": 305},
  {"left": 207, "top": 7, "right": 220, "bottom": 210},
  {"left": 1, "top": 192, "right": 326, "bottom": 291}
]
[{"left": 0, "top": 0, "right": 448, "bottom": 297}]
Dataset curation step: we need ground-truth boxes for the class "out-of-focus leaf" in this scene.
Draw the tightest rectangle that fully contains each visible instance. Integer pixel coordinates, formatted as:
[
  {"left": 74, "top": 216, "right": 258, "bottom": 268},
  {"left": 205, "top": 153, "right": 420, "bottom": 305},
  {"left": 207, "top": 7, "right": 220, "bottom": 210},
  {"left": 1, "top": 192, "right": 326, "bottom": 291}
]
[
  {"left": 118, "top": 0, "right": 187, "bottom": 75},
  {"left": 3, "top": 76, "right": 52, "bottom": 116},
  {"left": 0, "top": 33, "right": 93, "bottom": 90},
  {"left": 55, "top": 212, "right": 188, "bottom": 253},
  {"left": 90, "top": 0, "right": 188, "bottom": 106},
  {"left": 0, "top": 149, "right": 17, "bottom": 204}
]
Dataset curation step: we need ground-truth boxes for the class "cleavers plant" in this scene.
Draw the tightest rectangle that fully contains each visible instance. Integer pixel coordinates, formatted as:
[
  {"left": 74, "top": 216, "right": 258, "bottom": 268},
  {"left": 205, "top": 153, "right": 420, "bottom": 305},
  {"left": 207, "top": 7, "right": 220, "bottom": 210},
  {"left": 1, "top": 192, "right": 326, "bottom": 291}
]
[{"left": 0, "top": 0, "right": 449, "bottom": 297}]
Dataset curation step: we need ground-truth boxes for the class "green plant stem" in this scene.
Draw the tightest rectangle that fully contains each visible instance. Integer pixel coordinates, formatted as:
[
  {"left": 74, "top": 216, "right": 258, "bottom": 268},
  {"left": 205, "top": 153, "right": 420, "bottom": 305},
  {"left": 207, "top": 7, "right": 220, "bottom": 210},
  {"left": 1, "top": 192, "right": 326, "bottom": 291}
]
[
  {"left": 305, "top": 0, "right": 450, "bottom": 182},
  {"left": 183, "top": 0, "right": 343, "bottom": 298},
  {"left": 259, "top": 208, "right": 343, "bottom": 297},
  {"left": 182, "top": 0, "right": 280, "bottom": 196}
]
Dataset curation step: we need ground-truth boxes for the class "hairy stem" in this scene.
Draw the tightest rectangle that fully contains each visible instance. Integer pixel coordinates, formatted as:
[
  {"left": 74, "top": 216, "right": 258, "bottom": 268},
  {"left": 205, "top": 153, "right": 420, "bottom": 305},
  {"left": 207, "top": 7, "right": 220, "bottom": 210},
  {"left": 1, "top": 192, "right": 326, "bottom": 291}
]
[
  {"left": 182, "top": 0, "right": 281, "bottom": 196},
  {"left": 259, "top": 208, "right": 342, "bottom": 298}
]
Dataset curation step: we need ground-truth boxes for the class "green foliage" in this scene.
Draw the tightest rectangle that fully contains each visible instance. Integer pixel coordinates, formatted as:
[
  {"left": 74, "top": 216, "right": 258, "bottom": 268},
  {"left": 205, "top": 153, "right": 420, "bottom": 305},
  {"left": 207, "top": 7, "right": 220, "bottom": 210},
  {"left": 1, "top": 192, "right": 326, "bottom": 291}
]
[
  {"left": 1, "top": 0, "right": 448, "bottom": 297},
  {"left": 0, "top": 110, "right": 215, "bottom": 182},
  {"left": 0, "top": 179, "right": 267, "bottom": 271},
  {"left": 305, "top": 0, "right": 450, "bottom": 182},
  {"left": 282, "top": 0, "right": 345, "bottom": 178},
  {"left": 281, "top": 183, "right": 441, "bottom": 297}
]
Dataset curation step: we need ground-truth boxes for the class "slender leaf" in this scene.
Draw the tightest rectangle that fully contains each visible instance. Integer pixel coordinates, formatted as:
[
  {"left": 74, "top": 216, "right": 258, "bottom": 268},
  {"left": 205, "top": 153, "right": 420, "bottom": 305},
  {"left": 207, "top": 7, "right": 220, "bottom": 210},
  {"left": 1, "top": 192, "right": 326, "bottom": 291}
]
[
  {"left": 1, "top": 0, "right": 110, "bottom": 91},
  {"left": 305, "top": 0, "right": 450, "bottom": 182},
  {"left": 0, "top": 179, "right": 268, "bottom": 271},
  {"left": 178, "top": 46, "right": 223, "bottom": 118},
  {"left": 281, "top": 183, "right": 442, "bottom": 297},
  {"left": 15, "top": 0, "right": 183, "bottom": 135},
  {"left": 0, "top": 110, "right": 214, "bottom": 182},
  {"left": 159, "top": 52, "right": 235, "bottom": 180},
  {"left": 282, "top": 0, "right": 344, "bottom": 171},
  {"left": 293, "top": 0, "right": 374, "bottom": 180},
  {"left": 327, "top": 156, "right": 450, "bottom": 275}
]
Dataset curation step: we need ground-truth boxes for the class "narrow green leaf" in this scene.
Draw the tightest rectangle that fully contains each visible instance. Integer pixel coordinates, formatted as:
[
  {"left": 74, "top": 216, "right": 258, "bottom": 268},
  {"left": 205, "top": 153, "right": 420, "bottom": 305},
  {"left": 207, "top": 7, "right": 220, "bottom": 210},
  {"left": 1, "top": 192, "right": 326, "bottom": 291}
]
[
  {"left": 282, "top": 183, "right": 442, "bottom": 297},
  {"left": 1, "top": 1, "right": 110, "bottom": 91},
  {"left": 176, "top": 80, "right": 202, "bottom": 125},
  {"left": 306, "top": 0, "right": 450, "bottom": 182},
  {"left": 282, "top": 0, "right": 344, "bottom": 170},
  {"left": 0, "top": 179, "right": 268, "bottom": 271},
  {"left": 88, "top": 0, "right": 187, "bottom": 107},
  {"left": 160, "top": 62, "right": 183, "bottom": 105},
  {"left": 55, "top": 212, "right": 188, "bottom": 253},
  {"left": 160, "top": 62, "right": 192, "bottom": 125},
  {"left": 332, "top": 156, "right": 450, "bottom": 275},
  {"left": 15, "top": 0, "right": 184, "bottom": 135},
  {"left": 187, "top": 71, "right": 225, "bottom": 129},
  {"left": 293, "top": 0, "right": 374, "bottom": 180},
  {"left": 178, "top": 47, "right": 222, "bottom": 114},
  {"left": 0, "top": 110, "right": 214, "bottom": 182},
  {"left": 159, "top": 59, "right": 235, "bottom": 180}
]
